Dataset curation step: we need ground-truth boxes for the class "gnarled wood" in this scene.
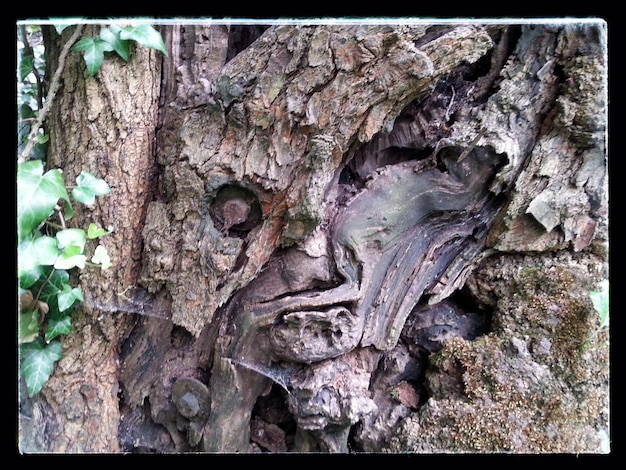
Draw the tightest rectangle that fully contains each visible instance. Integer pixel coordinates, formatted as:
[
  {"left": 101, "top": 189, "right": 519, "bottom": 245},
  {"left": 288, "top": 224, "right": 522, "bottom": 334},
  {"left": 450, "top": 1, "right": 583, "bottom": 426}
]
[
  {"left": 20, "top": 21, "right": 607, "bottom": 455},
  {"left": 140, "top": 24, "right": 494, "bottom": 337}
]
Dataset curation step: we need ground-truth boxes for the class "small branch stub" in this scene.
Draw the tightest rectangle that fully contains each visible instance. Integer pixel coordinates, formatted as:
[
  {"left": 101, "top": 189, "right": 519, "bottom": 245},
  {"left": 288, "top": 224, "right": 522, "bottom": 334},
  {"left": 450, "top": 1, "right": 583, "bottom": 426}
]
[
  {"left": 172, "top": 377, "right": 210, "bottom": 421},
  {"left": 209, "top": 184, "right": 262, "bottom": 235}
]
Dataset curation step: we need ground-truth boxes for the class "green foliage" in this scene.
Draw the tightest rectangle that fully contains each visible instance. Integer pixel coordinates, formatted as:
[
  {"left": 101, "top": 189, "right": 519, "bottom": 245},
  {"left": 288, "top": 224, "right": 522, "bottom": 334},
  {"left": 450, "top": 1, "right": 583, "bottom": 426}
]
[
  {"left": 92, "top": 244, "right": 113, "bottom": 270},
  {"left": 17, "top": 21, "right": 167, "bottom": 397},
  {"left": 118, "top": 24, "right": 168, "bottom": 56},
  {"left": 17, "top": 160, "right": 72, "bottom": 239},
  {"left": 17, "top": 25, "right": 46, "bottom": 159},
  {"left": 589, "top": 279, "right": 609, "bottom": 329},
  {"left": 18, "top": 160, "right": 112, "bottom": 396},
  {"left": 19, "top": 54, "right": 34, "bottom": 82},
  {"left": 100, "top": 26, "right": 130, "bottom": 61},
  {"left": 87, "top": 222, "right": 110, "bottom": 239},
  {"left": 584, "top": 279, "right": 609, "bottom": 348},
  {"left": 72, "top": 36, "right": 115, "bottom": 76},
  {"left": 72, "top": 170, "right": 111, "bottom": 205},
  {"left": 21, "top": 338, "right": 63, "bottom": 397},
  {"left": 73, "top": 24, "right": 167, "bottom": 76}
]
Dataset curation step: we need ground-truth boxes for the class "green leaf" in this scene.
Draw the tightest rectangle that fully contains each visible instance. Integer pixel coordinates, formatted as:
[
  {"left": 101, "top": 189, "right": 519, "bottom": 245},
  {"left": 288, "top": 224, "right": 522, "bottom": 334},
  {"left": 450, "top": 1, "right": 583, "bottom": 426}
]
[
  {"left": 51, "top": 20, "right": 83, "bottom": 35},
  {"left": 17, "top": 238, "right": 44, "bottom": 289},
  {"left": 18, "top": 102, "right": 36, "bottom": 121},
  {"left": 31, "top": 268, "right": 72, "bottom": 318},
  {"left": 36, "top": 269, "right": 69, "bottom": 305},
  {"left": 72, "top": 171, "right": 110, "bottom": 205},
  {"left": 55, "top": 228, "right": 87, "bottom": 270},
  {"left": 18, "top": 264, "right": 42, "bottom": 290},
  {"left": 120, "top": 24, "right": 168, "bottom": 56},
  {"left": 34, "top": 235, "right": 61, "bottom": 264},
  {"left": 21, "top": 339, "right": 63, "bottom": 397},
  {"left": 54, "top": 253, "right": 86, "bottom": 270},
  {"left": 73, "top": 36, "right": 114, "bottom": 76},
  {"left": 17, "top": 160, "right": 73, "bottom": 240},
  {"left": 19, "top": 310, "right": 40, "bottom": 344},
  {"left": 87, "top": 223, "right": 110, "bottom": 239},
  {"left": 100, "top": 26, "right": 131, "bottom": 61},
  {"left": 71, "top": 187, "right": 95, "bottom": 206},
  {"left": 45, "top": 315, "right": 72, "bottom": 342},
  {"left": 77, "top": 170, "right": 111, "bottom": 194},
  {"left": 57, "top": 285, "right": 83, "bottom": 312},
  {"left": 18, "top": 235, "right": 59, "bottom": 273},
  {"left": 54, "top": 24, "right": 69, "bottom": 35},
  {"left": 56, "top": 228, "right": 87, "bottom": 252},
  {"left": 92, "top": 245, "right": 112, "bottom": 270},
  {"left": 590, "top": 279, "right": 609, "bottom": 329},
  {"left": 19, "top": 54, "right": 34, "bottom": 82},
  {"left": 18, "top": 235, "right": 60, "bottom": 288}
]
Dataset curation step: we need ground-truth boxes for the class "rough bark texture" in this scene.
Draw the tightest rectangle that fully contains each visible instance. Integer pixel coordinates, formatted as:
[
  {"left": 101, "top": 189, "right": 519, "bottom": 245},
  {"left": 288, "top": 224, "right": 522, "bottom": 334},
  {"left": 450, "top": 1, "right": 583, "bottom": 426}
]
[
  {"left": 19, "top": 25, "right": 161, "bottom": 452},
  {"left": 18, "top": 21, "right": 608, "bottom": 454}
]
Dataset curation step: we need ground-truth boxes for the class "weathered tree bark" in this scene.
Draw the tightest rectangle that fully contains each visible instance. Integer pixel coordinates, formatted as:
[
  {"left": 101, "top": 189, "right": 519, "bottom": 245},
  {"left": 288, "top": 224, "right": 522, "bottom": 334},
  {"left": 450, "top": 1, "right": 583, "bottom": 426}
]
[
  {"left": 18, "top": 21, "right": 608, "bottom": 454},
  {"left": 18, "top": 24, "right": 162, "bottom": 452}
]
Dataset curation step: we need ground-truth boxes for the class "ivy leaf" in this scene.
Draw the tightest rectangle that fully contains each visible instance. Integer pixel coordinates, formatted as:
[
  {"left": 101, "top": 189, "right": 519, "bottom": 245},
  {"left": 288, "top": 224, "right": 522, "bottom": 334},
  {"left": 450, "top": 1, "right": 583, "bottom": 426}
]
[
  {"left": 21, "top": 339, "right": 63, "bottom": 397},
  {"left": 19, "top": 310, "right": 40, "bottom": 344},
  {"left": 17, "top": 160, "right": 73, "bottom": 240},
  {"left": 54, "top": 24, "right": 69, "bottom": 35},
  {"left": 19, "top": 54, "right": 34, "bottom": 82},
  {"left": 73, "top": 36, "right": 114, "bottom": 76},
  {"left": 72, "top": 171, "right": 110, "bottom": 205},
  {"left": 45, "top": 315, "right": 72, "bottom": 342},
  {"left": 18, "top": 102, "right": 36, "bottom": 121},
  {"left": 92, "top": 245, "right": 112, "bottom": 270},
  {"left": 33, "top": 235, "right": 61, "bottom": 265},
  {"left": 87, "top": 223, "right": 110, "bottom": 239},
  {"left": 56, "top": 228, "right": 86, "bottom": 251},
  {"left": 590, "top": 279, "right": 609, "bottom": 329},
  {"left": 36, "top": 269, "right": 69, "bottom": 305},
  {"left": 51, "top": 19, "right": 84, "bottom": 35},
  {"left": 18, "top": 256, "right": 42, "bottom": 289},
  {"left": 32, "top": 268, "right": 73, "bottom": 317},
  {"left": 100, "top": 26, "right": 131, "bottom": 62},
  {"left": 54, "top": 230, "right": 87, "bottom": 270},
  {"left": 57, "top": 285, "right": 83, "bottom": 312},
  {"left": 54, "top": 253, "right": 86, "bottom": 270},
  {"left": 120, "top": 25, "right": 168, "bottom": 56},
  {"left": 18, "top": 235, "right": 60, "bottom": 288}
]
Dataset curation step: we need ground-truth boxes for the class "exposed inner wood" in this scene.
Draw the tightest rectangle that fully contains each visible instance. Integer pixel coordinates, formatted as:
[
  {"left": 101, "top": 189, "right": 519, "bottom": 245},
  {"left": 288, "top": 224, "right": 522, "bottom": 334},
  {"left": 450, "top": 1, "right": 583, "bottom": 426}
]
[{"left": 116, "top": 24, "right": 606, "bottom": 453}]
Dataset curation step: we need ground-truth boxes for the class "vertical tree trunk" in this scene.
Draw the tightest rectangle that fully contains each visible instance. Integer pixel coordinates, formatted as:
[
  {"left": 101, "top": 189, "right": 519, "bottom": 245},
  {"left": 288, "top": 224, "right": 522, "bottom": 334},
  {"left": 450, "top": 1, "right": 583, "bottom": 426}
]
[
  {"left": 19, "top": 21, "right": 608, "bottom": 454},
  {"left": 19, "top": 25, "right": 161, "bottom": 452}
]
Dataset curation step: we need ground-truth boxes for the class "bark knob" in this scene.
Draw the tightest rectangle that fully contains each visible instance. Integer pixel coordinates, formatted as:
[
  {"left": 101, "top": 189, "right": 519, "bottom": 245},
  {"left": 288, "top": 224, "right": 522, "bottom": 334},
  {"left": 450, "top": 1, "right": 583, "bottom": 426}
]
[{"left": 172, "top": 377, "right": 210, "bottom": 420}]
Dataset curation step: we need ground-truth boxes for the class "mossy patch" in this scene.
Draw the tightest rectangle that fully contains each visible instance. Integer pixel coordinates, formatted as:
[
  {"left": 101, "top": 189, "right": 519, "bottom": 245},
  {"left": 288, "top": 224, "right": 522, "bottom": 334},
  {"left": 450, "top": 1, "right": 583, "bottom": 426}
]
[{"left": 384, "top": 253, "right": 609, "bottom": 453}]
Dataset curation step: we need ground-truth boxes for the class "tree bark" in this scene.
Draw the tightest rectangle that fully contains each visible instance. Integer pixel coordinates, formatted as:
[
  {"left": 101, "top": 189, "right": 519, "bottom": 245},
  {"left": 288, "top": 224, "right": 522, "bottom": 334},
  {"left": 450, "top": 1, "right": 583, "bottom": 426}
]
[
  {"left": 18, "top": 21, "right": 608, "bottom": 454},
  {"left": 19, "top": 24, "right": 161, "bottom": 452}
]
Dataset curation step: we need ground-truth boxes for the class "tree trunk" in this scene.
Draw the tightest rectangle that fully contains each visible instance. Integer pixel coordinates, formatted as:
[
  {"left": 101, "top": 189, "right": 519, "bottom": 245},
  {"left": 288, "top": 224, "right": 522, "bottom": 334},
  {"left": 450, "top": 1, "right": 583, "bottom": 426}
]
[
  {"left": 19, "top": 24, "right": 162, "bottom": 453},
  {"left": 18, "top": 21, "right": 608, "bottom": 454}
]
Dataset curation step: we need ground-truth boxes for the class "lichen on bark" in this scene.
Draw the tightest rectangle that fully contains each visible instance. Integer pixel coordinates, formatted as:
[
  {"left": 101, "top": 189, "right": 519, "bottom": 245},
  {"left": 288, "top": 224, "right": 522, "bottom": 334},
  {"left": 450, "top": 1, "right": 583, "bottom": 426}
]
[
  {"left": 385, "top": 252, "right": 608, "bottom": 453},
  {"left": 381, "top": 22, "right": 608, "bottom": 454}
]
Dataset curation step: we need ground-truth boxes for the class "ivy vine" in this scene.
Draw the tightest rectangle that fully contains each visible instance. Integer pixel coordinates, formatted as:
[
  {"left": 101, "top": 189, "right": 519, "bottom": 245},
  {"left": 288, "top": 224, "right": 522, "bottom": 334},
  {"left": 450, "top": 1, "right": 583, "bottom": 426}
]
[
  {"left": 18, "top": 158, "right": 112, "bottom": 397},
  {"left": 17, "top": 21, "right": 167, "bottom": 397}
]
